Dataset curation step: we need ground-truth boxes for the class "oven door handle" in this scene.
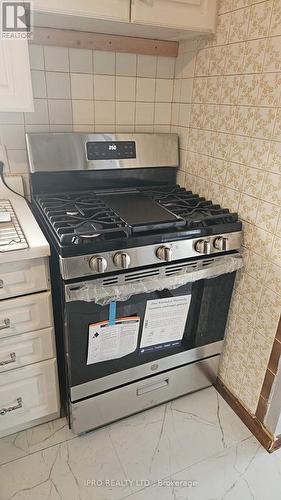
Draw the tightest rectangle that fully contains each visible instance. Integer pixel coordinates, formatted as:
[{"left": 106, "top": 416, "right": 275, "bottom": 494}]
[{"left": 136, "top": 378, "right": 169, "bottom": 396}]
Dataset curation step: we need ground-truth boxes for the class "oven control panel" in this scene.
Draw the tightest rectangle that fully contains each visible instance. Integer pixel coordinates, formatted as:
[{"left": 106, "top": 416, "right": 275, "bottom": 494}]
[
  {"left": 86, "top": 141, "right": 136, "bottom": 160},
  {"left": 59, "top": 232, "right": 243, "bottom": 280}
]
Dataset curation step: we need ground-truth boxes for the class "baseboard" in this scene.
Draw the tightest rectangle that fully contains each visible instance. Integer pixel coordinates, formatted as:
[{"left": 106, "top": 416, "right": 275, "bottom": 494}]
[
  {"left": 269, "top": 434, "right": 281, "bottom": 452},
  {"left": 215, "top": 378, "right": 281, "bottom": 453}
]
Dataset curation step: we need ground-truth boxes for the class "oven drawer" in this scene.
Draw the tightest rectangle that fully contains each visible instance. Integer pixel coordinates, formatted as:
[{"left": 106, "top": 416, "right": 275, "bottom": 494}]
[
  {"left": 0, "top": 328, "right": 55, "bottom": 373},
  {"left": 0, "top": 258, "right": 49, "bottom": 300},
  {"left": 0, "top": 359, "right": 59, "bottom": 438},
  {"left": 0, "top": 292, "right": 53, "bottom": 339},
  {"left": 70, "top": 355, "right": 219, "bottom": 434}
]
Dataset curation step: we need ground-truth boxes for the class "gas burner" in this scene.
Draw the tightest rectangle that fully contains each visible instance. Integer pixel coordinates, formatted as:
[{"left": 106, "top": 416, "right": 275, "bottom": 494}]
[
  {"left": 74, "top": 221, "right": 103, "bottom": 239},
  {"left": 36, "top": 192, "right": 131, "bottom": 245},
  {"left": 35, "top": 185, "right": 240, "bottom": 253},
  {"left": 143, "top": 186, "right": 237, "bottom": 229}
]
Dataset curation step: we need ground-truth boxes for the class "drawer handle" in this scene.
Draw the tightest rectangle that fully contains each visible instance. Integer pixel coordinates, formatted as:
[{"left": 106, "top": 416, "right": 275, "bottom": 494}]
[
  {"left": 0, "top": 318, "right": 10, "bottom": 330},
  {"left": 0, "top": 280, "right": 3, "bottom": 289},
  {"left": 0, "top": 352, "right": 16, "bottom": 366},
  {"left": 136, "top": 378, "right": 169, "bottom": 396},
  {"left": 0, "top": 397, "right": 22, "bottom": 416}
]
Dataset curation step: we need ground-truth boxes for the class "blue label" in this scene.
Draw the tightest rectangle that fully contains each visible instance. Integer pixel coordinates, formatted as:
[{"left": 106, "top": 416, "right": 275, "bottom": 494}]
[{"left": 108, "top": 301, "right": 116, "bottom": 326}]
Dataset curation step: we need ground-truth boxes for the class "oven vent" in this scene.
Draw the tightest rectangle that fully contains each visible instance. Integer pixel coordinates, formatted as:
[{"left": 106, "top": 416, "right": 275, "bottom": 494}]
[
  {"left": 165, "top": 263, "right": 197, "bottom": 274},
  {"left": 97, "top": 255, "right": 229, "bottom": 287},
  {"left": 101, "top": 277, "right": 119, "bottom": 285},
  {"left": 201, "top": 258, "right": 216, "bottom": 267},
  {"left": 124, "top": 270, "right": 160, "bottom": 282},
  {"left": 165, "top": 268, "right": 183, "bottom": 276}
]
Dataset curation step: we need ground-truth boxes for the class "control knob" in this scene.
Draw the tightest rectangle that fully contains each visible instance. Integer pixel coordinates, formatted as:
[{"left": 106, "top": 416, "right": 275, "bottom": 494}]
[
  {"left": 89, "top": 256, "right": 108, "bottom": 273},
  {"left": 113, "top": 252, "right": 131, "bottom": 269},
  {"left": 156, "top": 245, "right": 172, "bottom": 261},
  {"left": 194, "top": 239, "right": 211, "bottom": 255},
  {"left": 213, "top": 236, "right": 229, "bottom": 251}
]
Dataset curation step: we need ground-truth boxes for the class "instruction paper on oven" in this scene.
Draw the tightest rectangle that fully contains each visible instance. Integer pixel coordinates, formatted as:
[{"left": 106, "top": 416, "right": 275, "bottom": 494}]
[
  {"left": 140, "top": 295, "right": 191, "bottom": 352},
  {"left": 87, "top": 317, "right": 140, "bottom": 365}
]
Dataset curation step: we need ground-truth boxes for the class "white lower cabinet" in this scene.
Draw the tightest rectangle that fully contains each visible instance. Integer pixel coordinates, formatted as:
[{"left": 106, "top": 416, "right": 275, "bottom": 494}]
[
  {"left": 0, "top": 291, "right": 53, "bottom": 339},
  {"left": 0, "top": 359, "right": 59, "bottom": 437},
  {"left": 0, "top": 258, "right": 49, "bottom": 300},
  {"left": 0, "top": 328, "right": 55, "bottom": 372}
]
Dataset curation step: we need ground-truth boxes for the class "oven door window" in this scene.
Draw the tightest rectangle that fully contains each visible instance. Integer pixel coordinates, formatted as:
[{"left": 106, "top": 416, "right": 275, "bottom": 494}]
[{"left": 64, "top": 272, "right": 235, "bottom": 388}]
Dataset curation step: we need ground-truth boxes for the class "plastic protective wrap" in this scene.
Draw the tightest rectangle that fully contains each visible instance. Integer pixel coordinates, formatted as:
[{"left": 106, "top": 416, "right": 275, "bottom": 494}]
[{"left": 65, "top": 254, "right": 243, "bottom": 305}]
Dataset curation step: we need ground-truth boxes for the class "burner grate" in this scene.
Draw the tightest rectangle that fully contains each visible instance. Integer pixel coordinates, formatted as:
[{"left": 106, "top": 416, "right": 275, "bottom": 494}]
[
  {"left": 143, "top": 185, "right": 238, "bottom": 228},
  {"left": 35, "top": 185, "right": 239, "bottom": 247},
  {"left": 36, "top": 192, "right": 131, "bottom": 244}
]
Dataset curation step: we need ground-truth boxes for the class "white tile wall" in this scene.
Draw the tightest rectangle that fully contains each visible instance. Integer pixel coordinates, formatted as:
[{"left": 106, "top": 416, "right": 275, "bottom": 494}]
[
  {"left": 0, "top": 44, "right": 175, "bottom": 186},
  {"left": 70, "top": 48, "right": 93, "bottom": 73}
]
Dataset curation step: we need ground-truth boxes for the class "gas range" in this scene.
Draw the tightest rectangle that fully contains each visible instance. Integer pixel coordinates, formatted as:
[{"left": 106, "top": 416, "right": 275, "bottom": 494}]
[
  {"left": 27, "top": 132, "right": 242, "bottom": 434},
  {"left": 33, "top": 184, "right": 242, "bottom": 279}
]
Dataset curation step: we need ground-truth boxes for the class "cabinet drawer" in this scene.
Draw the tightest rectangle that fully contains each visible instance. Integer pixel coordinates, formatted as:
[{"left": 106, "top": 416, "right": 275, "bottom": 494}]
[
  {"left": 0, "top": 258, "right": 49, "bottom": 300},
  {"left": 0, "top": 359, "right": 59, "bottom": 438},
  {"left": 0, "top": 328, "right": 55, "bottom": 373},
  {"left": 0, "top": 292, "right": 53, "bottom": 339}
]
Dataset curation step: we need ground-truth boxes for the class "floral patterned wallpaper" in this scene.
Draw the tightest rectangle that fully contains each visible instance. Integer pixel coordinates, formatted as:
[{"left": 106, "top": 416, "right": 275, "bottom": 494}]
[{"left": 172, "top": 0, "right": 281, "bottom": 414}]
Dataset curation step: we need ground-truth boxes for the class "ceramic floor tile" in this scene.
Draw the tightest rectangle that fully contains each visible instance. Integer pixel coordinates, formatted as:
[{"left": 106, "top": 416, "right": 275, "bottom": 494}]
[
  {"left": 107, "top": 387, "right": 251, "bottom": 487},
  {"left": 123, "top": 437, "right": 281, "bottom": 500},
  {"left": 0, "top": 428, "right": 132, "bottom": 500},
  {"left": 0, "top": 418, "right": 74, "bottom": 466},
  {"left": 0, "top": 387, "right": 266, "bottom": 500}
]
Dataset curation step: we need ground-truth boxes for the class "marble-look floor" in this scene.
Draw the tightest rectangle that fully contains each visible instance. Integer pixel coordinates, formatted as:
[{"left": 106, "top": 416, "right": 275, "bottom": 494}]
[{"left": 0, "top": 387, "right": 280, "bottom": 500}]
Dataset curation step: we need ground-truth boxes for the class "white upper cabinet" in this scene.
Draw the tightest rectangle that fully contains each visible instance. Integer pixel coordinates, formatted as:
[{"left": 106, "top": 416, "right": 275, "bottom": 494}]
[
  {"left": 33, "top": 0, "right": 131, "bottom": 23},
  {"left": 131, "top": 0, "right": 217, "bottom": 34},
  {"left": 0, "top": 40, "right": 33, "bottom": 112},
  {"left": 33, "top": 0, "right": 217, "bottom": 39}
]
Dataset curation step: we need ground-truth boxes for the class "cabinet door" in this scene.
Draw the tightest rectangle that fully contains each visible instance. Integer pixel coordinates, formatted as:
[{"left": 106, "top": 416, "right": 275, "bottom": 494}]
[
  {"left": 0, "top": 328, "right": 55, "bottom": 373},
  {"left": 0, "top": 40, "right": 33, "bottom": 112},
  {"left": 0, "top": 258, "right": 49, "bottom": 300},
  {"left": 0, "top": 359, "right": 59, "bottom": 438},
  {"left": 131, "top": 0, "right": 217, "bottom": 33},
  {"left": 0, "top": 291, "right": 53, "bottom": 339},
  {"left": 33, "top": 0, "right": 130, "bottom": 22}
]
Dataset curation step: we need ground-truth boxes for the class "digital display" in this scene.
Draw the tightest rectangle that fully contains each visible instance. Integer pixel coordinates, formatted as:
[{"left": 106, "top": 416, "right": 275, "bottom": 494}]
[{"left": 86, "top": 141, "right": 136, "bottom": 160}]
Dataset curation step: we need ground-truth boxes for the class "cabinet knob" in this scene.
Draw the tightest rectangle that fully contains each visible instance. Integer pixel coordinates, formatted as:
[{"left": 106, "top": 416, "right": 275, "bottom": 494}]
[
  {"left": 0, "top": 352, "right": 16, "bottom": 367},
  {"left": 0, "top": 397, "right": 22, "bottom": 416}
]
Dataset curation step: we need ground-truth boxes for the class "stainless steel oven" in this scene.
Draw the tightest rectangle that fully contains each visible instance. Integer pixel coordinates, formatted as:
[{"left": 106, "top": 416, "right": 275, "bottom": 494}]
[
  {"left": 63, "top": 253, "right": 241, "bottom": 433},
  {"left": 27, "top": 132, "right": 243, "bottom": 434}
]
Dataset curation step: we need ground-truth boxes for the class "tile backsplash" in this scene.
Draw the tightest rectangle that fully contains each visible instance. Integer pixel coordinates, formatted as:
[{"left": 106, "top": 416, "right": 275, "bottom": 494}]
[
  {"left": 0, "top": 45, "right": 175, "bottom": 189},
  {"left": 172, "top": 0, "right": 281, "bottom": 414}
]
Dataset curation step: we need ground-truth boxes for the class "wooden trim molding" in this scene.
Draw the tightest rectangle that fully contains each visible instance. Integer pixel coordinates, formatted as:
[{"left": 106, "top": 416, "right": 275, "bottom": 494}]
[
  {"left": 255, "top": 317, "right": 281, "bottom": 427},
  {"left": 215, "top": 378, "right": 281, "bottom": 453},
  {"left": 271, "top": 434, "right": 281, "bottom": 452},
  {"left": 31, "top": 27, "right": 179, "bottom": 57}
]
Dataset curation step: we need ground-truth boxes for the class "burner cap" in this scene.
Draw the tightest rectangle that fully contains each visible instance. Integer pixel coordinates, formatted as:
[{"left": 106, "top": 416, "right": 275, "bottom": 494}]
[{"left": 74, "top": 221, "right": 103, "bottom": 239}]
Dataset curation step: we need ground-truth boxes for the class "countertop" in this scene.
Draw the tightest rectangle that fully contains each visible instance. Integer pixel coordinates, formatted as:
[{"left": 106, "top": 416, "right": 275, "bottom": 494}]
[{"left": 0, "top": 175, "right": 50, "bottom": 264}]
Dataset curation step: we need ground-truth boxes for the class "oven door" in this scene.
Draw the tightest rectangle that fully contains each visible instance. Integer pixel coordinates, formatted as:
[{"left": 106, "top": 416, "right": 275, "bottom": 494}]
[{"left": 63, "top": 255, "right": 240, "bottom": 400}]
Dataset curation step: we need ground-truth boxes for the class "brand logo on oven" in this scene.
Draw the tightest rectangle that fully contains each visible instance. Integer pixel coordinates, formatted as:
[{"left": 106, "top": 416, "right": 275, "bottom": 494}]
[{"left": 150, "top": 364, "right": 159, "bottom": 371}]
